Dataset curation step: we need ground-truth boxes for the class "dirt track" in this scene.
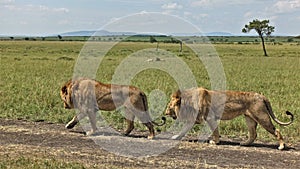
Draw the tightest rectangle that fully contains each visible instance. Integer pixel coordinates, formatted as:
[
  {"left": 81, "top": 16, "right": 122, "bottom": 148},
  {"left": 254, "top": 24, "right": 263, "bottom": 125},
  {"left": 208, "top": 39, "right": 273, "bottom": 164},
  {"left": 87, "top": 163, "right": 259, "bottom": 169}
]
[{"left": 0, "top": 118, "right": 299, "bottom": 168}]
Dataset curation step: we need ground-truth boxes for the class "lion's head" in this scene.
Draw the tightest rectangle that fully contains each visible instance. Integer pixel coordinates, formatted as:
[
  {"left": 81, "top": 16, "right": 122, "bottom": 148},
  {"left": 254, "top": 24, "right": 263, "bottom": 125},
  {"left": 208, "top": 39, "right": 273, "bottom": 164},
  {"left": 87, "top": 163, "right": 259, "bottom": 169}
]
[
  {"left": 60, "top": 80, "right": 74, "bottom": 109},
  {"left": 165, "top": 90, "right": 181, "bottom": 120}
]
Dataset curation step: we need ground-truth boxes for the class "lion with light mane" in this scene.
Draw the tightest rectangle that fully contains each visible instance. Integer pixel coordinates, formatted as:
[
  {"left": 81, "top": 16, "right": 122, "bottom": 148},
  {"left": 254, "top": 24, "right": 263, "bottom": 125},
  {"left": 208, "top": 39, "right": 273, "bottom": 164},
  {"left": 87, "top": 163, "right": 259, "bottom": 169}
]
[
  {"left": 60, "top": 78, "right": 165, "bottom": 139},
  {"left": 165, "top": 87, "right": 294, "bottom": 150}
]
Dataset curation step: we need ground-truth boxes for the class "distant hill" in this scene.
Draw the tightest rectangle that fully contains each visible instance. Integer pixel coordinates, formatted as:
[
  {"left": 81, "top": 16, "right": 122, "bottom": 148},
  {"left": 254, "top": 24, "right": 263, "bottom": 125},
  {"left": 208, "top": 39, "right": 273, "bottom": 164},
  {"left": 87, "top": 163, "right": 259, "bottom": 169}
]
[
  {"left": 60, "top": 30, "right": 234, "bottom": 37},
  {"left": 204, "top": 32, "right": 234, "bottom": 36},
  {"left": 60, "top": 30, "right": 136, "bottom": 36},
  {"left": 61, "top": 31, "right": 97, "bottom": 36},
  {"left": 295, "top": 35, "right": 300, "bottom": 39}
]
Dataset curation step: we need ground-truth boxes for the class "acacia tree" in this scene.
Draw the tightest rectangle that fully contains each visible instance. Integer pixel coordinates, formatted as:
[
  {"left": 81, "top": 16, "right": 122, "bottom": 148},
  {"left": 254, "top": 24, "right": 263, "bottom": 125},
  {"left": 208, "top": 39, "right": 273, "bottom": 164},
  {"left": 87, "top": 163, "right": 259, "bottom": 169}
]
[
  {"left": 58, "top": 35, "right": 62, "bottom": 40},
  {"left": 242, "top": 19, "right": 275, "bottom": 56}
]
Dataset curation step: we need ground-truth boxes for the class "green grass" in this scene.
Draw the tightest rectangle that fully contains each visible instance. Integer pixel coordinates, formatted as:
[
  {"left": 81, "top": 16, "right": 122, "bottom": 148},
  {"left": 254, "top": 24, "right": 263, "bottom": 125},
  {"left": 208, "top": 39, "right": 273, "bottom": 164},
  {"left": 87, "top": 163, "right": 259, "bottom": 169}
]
[
  {"left": 0, "top": 41, "right": 81, "bottom": 122},
  {"left": 0, "top": 41, "right": 299, "bottom": 143}
]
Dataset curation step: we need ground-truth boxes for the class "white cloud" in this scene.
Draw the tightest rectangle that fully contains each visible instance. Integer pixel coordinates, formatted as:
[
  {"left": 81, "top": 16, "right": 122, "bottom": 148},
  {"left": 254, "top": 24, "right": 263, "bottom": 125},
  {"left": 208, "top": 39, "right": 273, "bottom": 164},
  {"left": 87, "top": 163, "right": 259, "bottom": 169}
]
[
  {"left": 28, "top": 5, "right": 69, "bottom": 13},
  {"left": 19, "top": 21, "right": 28, "bottom": 25},
  {"left": 225, "top": 0, "right": 271, "bottom": 5},
  {"left": 190, "top": 0, "right": 245, "bottom": 7},
  {"left": 184, "top": 11, "right": 192, "bottom": 17},
  {"left": 270, "top": 0, "right": 300, "bottom": 13},
  {"left": 161, "top": 3, "right": 183, "bottom": 10},
  {"left": 53, "top": 7, "right": 69, "bottom": 13},
  {"left": 194, "top": 14, "right": 209, "bottom": 24},
  {"left": 191, "top": 0, "right": 274, "bottom": 8},
  {"left": 198, "top": 13, "right": 208, "bottom": 18},
  {"left": 57, "top": 20, "right": 70, "bottom": 25},
  {"left": 3, "top": 4, "right": 20, "bottom": 10},
  {"left": 0, "top": 0, "right": 14, "bottom": 4},
  {"left": 244, "top": 11, "right": 253, "bottom": 18},
  {"left": 191, "top": 0, "right": 212, "bottom": 7},
  {"left": 3, "top": 3, "right": 69, "bottom": 13}
]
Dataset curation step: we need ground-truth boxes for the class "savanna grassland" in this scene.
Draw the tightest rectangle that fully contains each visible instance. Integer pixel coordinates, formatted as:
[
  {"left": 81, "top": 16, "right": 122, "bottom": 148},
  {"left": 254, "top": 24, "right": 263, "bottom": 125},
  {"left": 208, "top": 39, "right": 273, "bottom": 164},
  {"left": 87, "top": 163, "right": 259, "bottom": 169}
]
[
  {"left": 0, "top": 39, "right": 300, "bottom": 168},
  {"left": 0, "top": 40, "right": 299, "bottom": 141}
]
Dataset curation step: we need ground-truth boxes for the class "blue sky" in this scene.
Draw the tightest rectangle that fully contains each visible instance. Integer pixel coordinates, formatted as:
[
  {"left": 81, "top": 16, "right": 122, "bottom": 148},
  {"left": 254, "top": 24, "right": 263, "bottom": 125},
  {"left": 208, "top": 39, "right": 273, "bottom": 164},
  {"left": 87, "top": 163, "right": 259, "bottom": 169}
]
[{"left": 1, "top": 0, "right": 299, "bottom": 36}]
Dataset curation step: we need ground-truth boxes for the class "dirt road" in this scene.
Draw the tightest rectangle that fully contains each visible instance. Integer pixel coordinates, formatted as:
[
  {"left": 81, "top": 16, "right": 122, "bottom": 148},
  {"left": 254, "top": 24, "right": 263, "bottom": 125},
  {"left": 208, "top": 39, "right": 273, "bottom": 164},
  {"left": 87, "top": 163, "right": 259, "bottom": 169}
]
[{"left": 0, "top": 119, "right": 299, "bottom": 168}]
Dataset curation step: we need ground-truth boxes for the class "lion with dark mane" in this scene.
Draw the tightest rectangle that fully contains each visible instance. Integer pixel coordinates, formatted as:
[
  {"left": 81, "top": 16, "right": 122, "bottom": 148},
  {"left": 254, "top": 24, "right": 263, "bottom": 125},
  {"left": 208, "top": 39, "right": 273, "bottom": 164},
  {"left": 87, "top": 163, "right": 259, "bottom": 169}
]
[
  {"left": 165, "top": 87, "right": 294, "bottom": 150},
  {"left": 60, "top": 78, "right": 165, "bottom": 139}
]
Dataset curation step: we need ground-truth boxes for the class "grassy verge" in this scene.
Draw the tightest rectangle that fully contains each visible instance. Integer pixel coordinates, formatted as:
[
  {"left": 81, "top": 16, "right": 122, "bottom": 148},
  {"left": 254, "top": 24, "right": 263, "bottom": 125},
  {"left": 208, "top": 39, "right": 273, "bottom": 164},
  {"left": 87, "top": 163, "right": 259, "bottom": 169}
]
[{"left": 0, "top": 156, "right": 86, "bottom": 169}]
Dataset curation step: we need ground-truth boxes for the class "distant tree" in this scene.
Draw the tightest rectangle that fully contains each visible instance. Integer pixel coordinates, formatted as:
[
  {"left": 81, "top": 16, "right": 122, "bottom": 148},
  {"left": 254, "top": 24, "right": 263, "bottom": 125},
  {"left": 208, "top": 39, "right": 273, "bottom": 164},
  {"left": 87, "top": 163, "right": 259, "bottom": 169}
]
[
  {"left": 58, "top": 35, "right": 62, "bottom": 40},
  {"left": 287, "top": 38, "right": 294, "bottom": 42},
  {"left": 242, "top": 19, "right": 275, "bottom": 56},
  {"left": 150, "top": 36, "right": 157, "bottom": 43},
  {"left": 10, "top": 37, "right": 14, "bottom": 40},
  {"left": 179, "top": 40, "right": 183, "bottom": 52}
]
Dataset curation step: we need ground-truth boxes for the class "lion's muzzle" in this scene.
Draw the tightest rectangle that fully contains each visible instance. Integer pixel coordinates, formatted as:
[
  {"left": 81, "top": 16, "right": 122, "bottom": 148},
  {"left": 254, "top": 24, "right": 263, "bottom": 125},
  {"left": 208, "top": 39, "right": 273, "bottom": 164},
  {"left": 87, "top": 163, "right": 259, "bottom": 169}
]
[
  {"left": 165, "top": 108, "right": 177, "bottom": 120},
  {"left": 64, "top": 102, "right": 72, "bottom": 109}
]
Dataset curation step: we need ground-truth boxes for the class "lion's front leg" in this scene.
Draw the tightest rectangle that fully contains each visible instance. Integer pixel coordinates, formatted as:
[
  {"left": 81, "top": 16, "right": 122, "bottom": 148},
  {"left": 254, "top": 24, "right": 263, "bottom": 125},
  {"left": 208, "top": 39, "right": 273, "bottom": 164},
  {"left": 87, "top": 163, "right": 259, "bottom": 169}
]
[
  {"left": 171, "top": 122, "right": 194, "bottom": 140},
  {"left": 65, "top": 112, "right": 86, "bottom": 129},
  {"left": 240, "top": 115, "right": 257, "bottom": 146},
  {"left": 209, "top": 128, "right": 220, "bottom": 144},
  {"left": 205, "top": 114, "right": 220, "bottom": 144},
  {"left": 86, "top": 111, "right": 98, "bottom": 136}
]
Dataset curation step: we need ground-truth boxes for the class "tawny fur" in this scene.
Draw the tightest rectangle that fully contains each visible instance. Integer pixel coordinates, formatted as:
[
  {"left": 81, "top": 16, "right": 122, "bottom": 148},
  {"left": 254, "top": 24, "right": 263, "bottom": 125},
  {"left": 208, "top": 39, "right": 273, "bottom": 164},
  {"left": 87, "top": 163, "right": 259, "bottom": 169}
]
[
  {"left": 60, "top": 78, "right": 165, "bottom": 139},
  {"left": 165, "top": 87, "right": 294, "bottom": 150}
]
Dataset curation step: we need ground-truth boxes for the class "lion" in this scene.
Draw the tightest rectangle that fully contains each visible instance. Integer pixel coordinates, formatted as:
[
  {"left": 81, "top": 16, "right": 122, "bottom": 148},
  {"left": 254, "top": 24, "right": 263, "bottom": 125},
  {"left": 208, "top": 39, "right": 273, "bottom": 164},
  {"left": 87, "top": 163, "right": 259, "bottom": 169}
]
[
  {"left": 60, "top": 78, "right": 166, "bottom": 139},
  {"left": 165, "top": 87, "right": 294, "bottom": 150}
]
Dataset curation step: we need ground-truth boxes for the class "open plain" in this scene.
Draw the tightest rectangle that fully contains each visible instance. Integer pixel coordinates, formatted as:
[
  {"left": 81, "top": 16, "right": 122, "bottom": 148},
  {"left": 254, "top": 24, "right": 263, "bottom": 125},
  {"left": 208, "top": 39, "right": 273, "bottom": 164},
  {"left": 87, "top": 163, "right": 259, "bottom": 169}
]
[{"left": 1, "top": 40, "right": 299, "bottom": 168}]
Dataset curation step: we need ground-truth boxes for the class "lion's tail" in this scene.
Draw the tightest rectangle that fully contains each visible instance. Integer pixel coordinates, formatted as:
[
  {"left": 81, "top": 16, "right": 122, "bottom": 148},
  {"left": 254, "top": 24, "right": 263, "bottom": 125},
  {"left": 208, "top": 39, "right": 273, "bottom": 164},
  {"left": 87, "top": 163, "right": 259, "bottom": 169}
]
[
  {"left": 264, "top": 99, "right": 294, "bottom": 126},
  {"left": 140, "top": 92, "right": 166, "bottom": 126}
]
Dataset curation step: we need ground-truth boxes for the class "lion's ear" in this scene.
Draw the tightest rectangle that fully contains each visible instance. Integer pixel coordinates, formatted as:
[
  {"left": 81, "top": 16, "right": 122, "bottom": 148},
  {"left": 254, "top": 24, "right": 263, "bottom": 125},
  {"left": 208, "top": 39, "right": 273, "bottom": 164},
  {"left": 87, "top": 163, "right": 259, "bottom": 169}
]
[
  {"left": 173, "top": 90, "right": 181, "bottom": 105},
  {"left": 174, "top": 90, "right": 181, "bottom": 98},
  {"left": 61, "top": 85, "right": 68, "bottom": 95}
]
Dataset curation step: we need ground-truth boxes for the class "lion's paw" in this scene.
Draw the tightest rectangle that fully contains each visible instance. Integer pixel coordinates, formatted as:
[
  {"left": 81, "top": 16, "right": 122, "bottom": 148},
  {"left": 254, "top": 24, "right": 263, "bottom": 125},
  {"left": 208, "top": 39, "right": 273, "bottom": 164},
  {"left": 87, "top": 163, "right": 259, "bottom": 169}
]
[
  {"left": 209, "top": 140, "right": 217, "bottom": 145},
  {"left": 171, "top": 135, "right": 182, "bottom": 140},
  {"left": 278, "top": 144, "right": 285, "bottom": 150},
  {"left": 240, "top": 141, "right": 252, "bottom": 146},
  {"left": 147, "top": 135, "right": 154, "bottom": 140},
  {"left": 65, "top": 123, "right": 75, "bottom": 129},
  {"left": 86, "top": 130, "right": 98, "bottom": 136}
]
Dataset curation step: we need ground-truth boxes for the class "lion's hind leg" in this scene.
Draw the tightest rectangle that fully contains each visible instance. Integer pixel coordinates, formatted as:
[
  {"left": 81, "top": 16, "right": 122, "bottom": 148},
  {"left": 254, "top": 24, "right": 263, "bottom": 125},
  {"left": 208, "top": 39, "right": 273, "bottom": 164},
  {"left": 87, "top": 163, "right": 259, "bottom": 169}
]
[
  {"left": 240, "top": 115, "right": 257, "bottom": 146},
  {"left": 274, "top": 129, "right": 285, "bottom": 150},
  {"left": 124, "top": 111, "right": 135, "bottom": 136},
  {"left": 135, "top": 112, "right": 155, "bottom": 139},
  {"left": 264, "top": 126, "right": 284, "bottom": 150},
  {"left": 252, "top": 110, "right": 285, "bottom": 150},
  {"left": 258, "top": 117, "right": 285, "bottom": 150},
  {"left": 144, "top": 122, "right": 155, "bottom": 139}
]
